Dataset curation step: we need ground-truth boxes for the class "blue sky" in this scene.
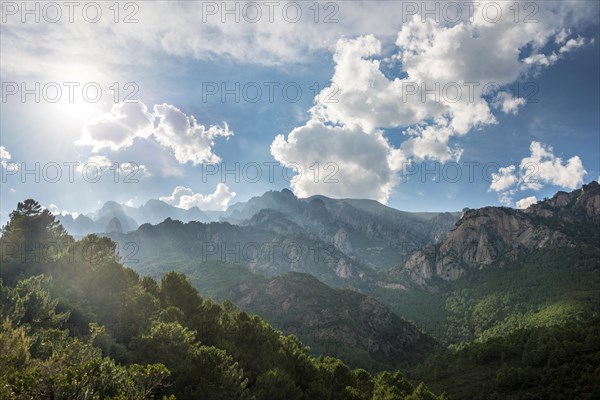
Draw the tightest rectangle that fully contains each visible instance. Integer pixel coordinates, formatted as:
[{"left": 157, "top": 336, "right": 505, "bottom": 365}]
[{"left": 1, "top": 1, "right": 599, "bottom": 223}]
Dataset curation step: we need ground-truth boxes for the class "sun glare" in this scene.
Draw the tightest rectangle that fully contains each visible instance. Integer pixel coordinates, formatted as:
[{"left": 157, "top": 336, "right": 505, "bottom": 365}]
[{"left": 33, "top": 63, "right": 119, "bottom": 126}]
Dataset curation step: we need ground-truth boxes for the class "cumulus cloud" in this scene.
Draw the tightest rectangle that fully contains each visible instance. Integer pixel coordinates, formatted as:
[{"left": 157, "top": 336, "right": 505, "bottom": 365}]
[
  {"left": 78, "top": 102, "right": 231, "bottom": 166},
  {"left": 118, "top": 162, "right": 150, "bottom": 178},
  {"left": 490, "top": 165, "right": 519, "bottom": 193},
  {"left": 515, "top": 196, "right": 538, "bottom": 209},
  {"left": 160, "top": 183, "right": 236, "bottom": 211},
  {"left": 272, "top": 2, "right": 593, "bottom": 203},
  {"left": 493, "top": 92, "right": 527, "bottom": 115},
  {"left": 522, "top": 53, "right": 560, "bottom": 67},
  {"left": 400, "top": 124, "right": 463, "bottom": 163},
  {"left": 271, "top": 120, "right": 403, "bottom": 202},
  {"left": 523, "top": 36, "right": 591, "bottom": 66},
  {"left": 555, "top": 29, "right": 570, "bottom": 45},
  {"left": 0, "top": 146, "right": 11, "bottom": 161},
  {"left": 153, "top": 104, "right": 232, "bottom": 165},
  {"left": 78, "top": 102, "right": 154, "bottom": 151},
  {"left": 519, "top": 141, "right": 587, "bottom": 190},
  {"left": 124, "top": 198, "right": 138, "bottom": 208},
  {"left": 559, "top": 36, "right": 588, "bottom": 53},
  {"left": 489, "top": 141, "right": 586, "bottom": 206},
  {"left": 0, "top": 146, "right": 17, "bottom": 171},
  {"left": 313, "top": 2, "right": 592, "bottom": 138}
]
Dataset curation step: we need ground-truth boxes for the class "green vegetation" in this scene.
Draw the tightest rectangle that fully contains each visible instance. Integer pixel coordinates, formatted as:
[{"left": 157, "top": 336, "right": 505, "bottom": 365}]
[
  {"left": 124, "top": 258, "right": 439, "bottom": 372},
  {"left": 376, "top": 246, "right": 600, "bottom": 346},
  {"left": 0, "top": 199, "right": 444, "bottom": 399},
  {"left": 3, "top": 193, "right": 598, "bottom": 399},
  {"left": 371, "top": 212, "right": 600, "bottom": 399},
  {"left": 410, "top": 320, "right": 600, "bottom": 399}
]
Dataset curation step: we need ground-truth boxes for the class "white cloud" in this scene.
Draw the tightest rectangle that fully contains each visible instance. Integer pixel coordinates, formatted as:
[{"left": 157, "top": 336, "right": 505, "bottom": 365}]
[
  {"left": 0, "top": 1, "right": 457, "bottom": 80},
  {"left": 400, "top": 124, "right": 463, "bottom": 163},
  {"left": 312, "top": 6, "right": 551, "bottom": 139},
  {"left": 523, "top": 36, "right": 590, "bottom": 66},
  {"left": 79, "top": 102, "right": 231, "bottom": 166},
  {"left": 490, "top": 165, "right": 518, "bottom": 193},
  {"left": 271, "top": 120, "right": 403, "bottom": 203},
  {"left": 292, "top": 2, "right": 592, "bottom": 201},
  {"left": 493, "top": 92, "right": 527, "bottom": 115},
  {"left": 319, "top": 2, "right": 586, "bottom": 135},
  {"left": 515, "top": 196, "right": 538, "bottom": 209},
  {"left": 119, "top": 162, "right": 150, "bottom": 177},
  {"left": 46, "top": 204, "right": 78, "bottom": 218},
  {"left": 499, "top": 192, "right": 515, "bottom": 207},
  {"left": 559, "top": 36, "right": 588, "bottom": 54},
  {"left": 160, "top": 183, "right": 236, "bottom": 211},
  {"left": 153, "top": 104, "right": 232, "bottom": 165},
  {"left": 489, "top": 141, "right": 587, "bottom": 205},
  {"left": 4, "top": 1, "right": 591, "bottom": 206},
  {"left": 78, "top": 102, "right": 154, "bottom": 151},
  {"left": 2, "top": 1, "right": 595, "bottom": 91},
  {"left": 520, "top": 141, "right": 586, "bottom": 190},
  {"left": 0, "top": 146, "right": 11, "bottom": 161},
  {"left": 124, "top": 198, "right": 138, "bottom": 208},
  {"left": 0, "top": 146, "right": 18, "bottom": 171},
  {"left": 76, "top": 155, "right": 114, "bottom": 172},
  {"left": 48, "top": 204, "right": 61, "bottom": 215},
  {"left": 555, "top": 29, "right": 570, "bottom": 45}
]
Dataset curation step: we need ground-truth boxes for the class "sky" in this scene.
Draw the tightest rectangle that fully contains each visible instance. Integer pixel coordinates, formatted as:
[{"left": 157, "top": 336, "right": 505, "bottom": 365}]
[{"left": 1, "top": 0, "right": 599, "bottom": 224}]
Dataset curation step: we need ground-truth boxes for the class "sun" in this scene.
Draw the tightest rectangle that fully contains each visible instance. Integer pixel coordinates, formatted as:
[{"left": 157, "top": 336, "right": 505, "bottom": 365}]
[
  {"left": 21, "top": 63, "right": 124, "bottom": 143},
  {"left": 38, "top": 63, "right": 118, "bottom": 125}
]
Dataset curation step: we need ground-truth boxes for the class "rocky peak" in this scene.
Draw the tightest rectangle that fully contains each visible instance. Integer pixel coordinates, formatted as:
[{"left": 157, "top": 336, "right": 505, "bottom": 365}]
[
  {"left": 403, "top": 183, "right": 600, "bottom": 288},
  {"left": 525, "top": 181, "right": 600, "bottom": 222}
]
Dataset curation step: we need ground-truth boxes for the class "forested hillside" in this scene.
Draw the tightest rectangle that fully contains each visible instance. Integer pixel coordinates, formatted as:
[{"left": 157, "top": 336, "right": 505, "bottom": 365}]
[
  {"left": 119, "top": 256, "right": 440, "bottom": 372},
  {"left": 0, "top": 199, "right": 444, "bottom": 399}
]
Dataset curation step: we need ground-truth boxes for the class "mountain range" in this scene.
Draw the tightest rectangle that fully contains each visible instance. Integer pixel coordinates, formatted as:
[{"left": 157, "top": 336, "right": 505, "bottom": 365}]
[
  {"left": 99, "top": 181, "right": 600, "bottom": 377},
  {"left": 65, "top": 188, "right": 461, "bottom": 270},
  {"left": 57, "top": 199, "right": 214, "bottom": 236},
  {"left": 13, "top": 181, "right": 598, "bottom": 397}
]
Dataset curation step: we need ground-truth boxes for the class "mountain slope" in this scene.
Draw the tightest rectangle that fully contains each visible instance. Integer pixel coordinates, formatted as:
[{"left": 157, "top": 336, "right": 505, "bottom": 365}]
[
  {"left": 59, "top": 189, "right": 460, "bottom": 269},
  {"left": 403, "top": 181, "right": 600, "bottom": 287},
  {"left": 369, "top": 182, "right": 600, "bottom": 346},
  {"left": 127, "top": 256, "right": 439, "bottom": 372},
  {"left": 0, "top": 199, "right": 446, "bottom": 399},
  {"left": 224, "top": 189, "right": 460, "bottom": 269},
  {"left": 107, "top": 218, "right": 377, "bottom": 288},
  {"left": 228, "top": 272, "right": 440, "bottom": 371}
]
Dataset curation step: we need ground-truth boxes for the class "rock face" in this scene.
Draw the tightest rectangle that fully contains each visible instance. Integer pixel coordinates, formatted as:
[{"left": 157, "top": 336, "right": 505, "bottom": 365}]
[
  {"left": 332, "top": 228, "right": 352, "bottom": 254},
  {"left": 405, "top": 182, "right": 600, "bottom": 287}
]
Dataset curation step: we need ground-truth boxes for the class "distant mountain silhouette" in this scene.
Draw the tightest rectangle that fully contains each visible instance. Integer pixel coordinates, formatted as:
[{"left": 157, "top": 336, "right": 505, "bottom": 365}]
[{"left": 57, "top": 199, "right": 213, "bottom": 237}]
